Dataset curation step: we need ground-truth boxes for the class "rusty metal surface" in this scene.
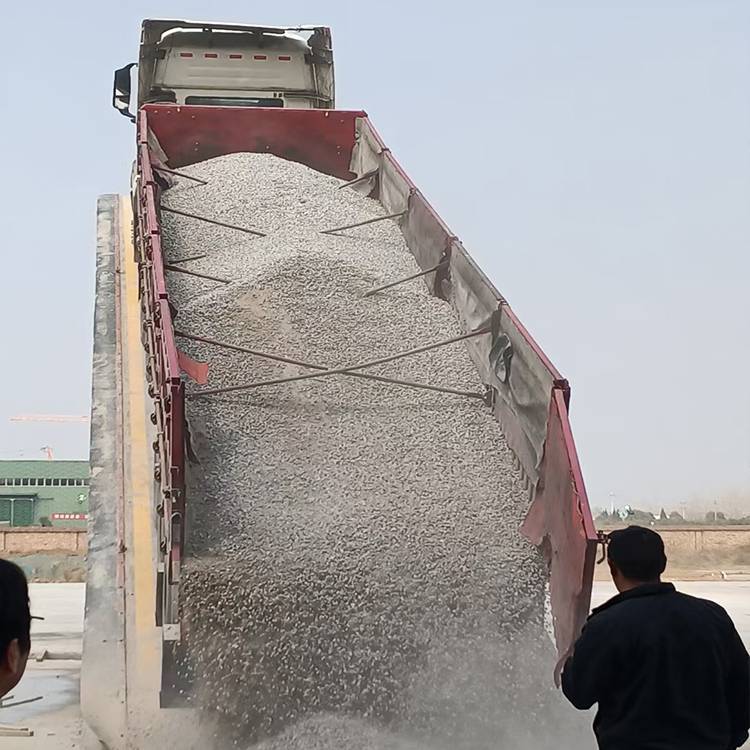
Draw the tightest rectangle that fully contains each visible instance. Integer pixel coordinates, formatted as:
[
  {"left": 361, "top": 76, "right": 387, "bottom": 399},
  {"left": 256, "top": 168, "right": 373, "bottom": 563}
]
[
  {"left": 135, "top": 113, "right": 186, "bottom": 637},
  {"left": 521, "top": 390, "right": 597, "bottom": 676},
  {"left": 143, "top": 105, "right": 364, "bottom": 176}
]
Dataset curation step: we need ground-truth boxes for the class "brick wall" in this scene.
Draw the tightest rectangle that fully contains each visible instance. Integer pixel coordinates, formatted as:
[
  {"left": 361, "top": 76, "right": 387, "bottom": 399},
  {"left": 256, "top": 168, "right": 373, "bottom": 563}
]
[{"left": 0, "top": 527, "right": 87, "bottom": 554}]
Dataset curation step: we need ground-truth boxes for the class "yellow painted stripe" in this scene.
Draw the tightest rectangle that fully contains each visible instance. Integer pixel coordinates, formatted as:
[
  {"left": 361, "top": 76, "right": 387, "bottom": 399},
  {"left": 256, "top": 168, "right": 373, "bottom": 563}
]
[{"left": 120, "top": 198, "right": 159, "bottom": 678}]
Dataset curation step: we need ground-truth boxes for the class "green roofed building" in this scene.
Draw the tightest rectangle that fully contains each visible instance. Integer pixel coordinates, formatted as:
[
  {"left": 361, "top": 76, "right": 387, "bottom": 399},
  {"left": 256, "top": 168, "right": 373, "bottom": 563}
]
[{"left": 0, "top": 460, "right": 89, "bottom": 528}]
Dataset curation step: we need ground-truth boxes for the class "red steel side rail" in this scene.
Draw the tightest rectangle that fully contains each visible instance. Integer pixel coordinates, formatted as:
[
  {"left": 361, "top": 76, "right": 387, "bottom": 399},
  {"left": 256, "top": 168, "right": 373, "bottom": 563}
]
[{"left": 135, "top": 110, "right": 185, "bottom": 633}]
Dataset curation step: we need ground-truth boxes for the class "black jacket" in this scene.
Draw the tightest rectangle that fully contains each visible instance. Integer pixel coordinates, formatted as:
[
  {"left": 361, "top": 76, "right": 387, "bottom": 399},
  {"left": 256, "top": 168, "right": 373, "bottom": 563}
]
[{"left": 562, "top": 583, "right": 749, "bottom": 750}]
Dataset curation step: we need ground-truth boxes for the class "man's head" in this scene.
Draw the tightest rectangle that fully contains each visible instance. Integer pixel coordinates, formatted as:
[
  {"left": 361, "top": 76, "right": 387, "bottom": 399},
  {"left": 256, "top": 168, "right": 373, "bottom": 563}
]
[
  {"left": 0, "top": 559, "right": 31, "bottom": 697},
  {"left": 607, "top": 525, "right": 667, "bottom": 593}
]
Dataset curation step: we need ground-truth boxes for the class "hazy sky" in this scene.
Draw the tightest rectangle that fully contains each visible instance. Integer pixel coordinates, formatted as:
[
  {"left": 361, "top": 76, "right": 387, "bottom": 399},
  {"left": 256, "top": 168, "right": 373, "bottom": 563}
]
[{"left": 2, "top": 0, "right": 749, "bottom": 511}]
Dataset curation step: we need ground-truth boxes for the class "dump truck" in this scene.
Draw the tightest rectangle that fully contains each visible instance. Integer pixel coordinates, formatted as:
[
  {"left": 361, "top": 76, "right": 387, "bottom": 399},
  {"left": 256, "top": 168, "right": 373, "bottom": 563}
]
[{"left": 83, "top": 17, "right": 598, "bottom": 748}]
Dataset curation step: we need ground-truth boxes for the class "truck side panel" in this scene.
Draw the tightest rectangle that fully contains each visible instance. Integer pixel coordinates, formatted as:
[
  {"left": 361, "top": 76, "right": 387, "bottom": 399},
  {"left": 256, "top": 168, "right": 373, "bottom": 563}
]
[{"left": 348, "top": 116, "right": 597, "bottom": 663}]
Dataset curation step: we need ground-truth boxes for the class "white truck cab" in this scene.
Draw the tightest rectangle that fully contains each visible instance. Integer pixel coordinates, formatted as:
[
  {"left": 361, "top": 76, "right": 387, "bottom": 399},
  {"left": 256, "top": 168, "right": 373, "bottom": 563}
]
[{"left": 113, "top": 19, "right": 334, "bottom": 120}]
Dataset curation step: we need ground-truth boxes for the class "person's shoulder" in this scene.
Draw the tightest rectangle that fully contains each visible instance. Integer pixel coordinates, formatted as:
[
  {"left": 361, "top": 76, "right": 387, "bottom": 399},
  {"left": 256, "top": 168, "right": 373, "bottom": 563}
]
[
  {"left": 577, "top": 606, "right": 619, "bottom": 646},
  {"left": 671, "top": 591, "right": 734, "bottom": 623},
  {"left": 581, "top": 596, "right": 648, "bottom": 646},
  {"left": 587, "top": 596, "right": 640, "bottom": 627},
  {"left": 589, "top": 586, "right": 680, "bottom": 625}
]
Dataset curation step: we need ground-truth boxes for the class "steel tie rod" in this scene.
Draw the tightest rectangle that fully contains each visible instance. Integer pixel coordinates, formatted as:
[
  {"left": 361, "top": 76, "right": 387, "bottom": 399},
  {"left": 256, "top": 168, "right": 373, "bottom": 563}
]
[
  {"left": 160, "top": 206, "right": 266, "bottom": 237},
  {"left": 363, "top": 260, "right": 448, "bottom": 298},
  {"left": 187, "top": 328, "right": 490, "bottom": 398},
  {"left": 163, "top": 264, "right": 231, "bottom": 284},
  {"left": 320, "top": 210, "right": 407, "bottom": 235},
  {"left": 165, "top": 253, "right": 208, "bottom": 265},
  {"left": 176, "top": 330, "right": 486, "bottom": 400},
  {"left": 337, "top": 169, "right": 379, "bottom": 190},
  {"left": 153, "top": 166, "right": 208, "bottom": 185}
]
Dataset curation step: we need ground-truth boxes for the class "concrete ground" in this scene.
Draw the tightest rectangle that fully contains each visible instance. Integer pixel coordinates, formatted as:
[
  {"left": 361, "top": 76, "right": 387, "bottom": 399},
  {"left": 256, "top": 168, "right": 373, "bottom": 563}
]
[{"left": 2, "top": 581, "right": 749, "bottom": 747}]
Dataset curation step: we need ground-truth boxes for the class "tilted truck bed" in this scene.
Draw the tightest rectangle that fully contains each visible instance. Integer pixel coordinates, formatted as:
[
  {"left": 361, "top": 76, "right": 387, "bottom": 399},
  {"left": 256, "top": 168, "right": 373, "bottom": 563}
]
[{"left": 132, "top": 104, "right": 597, "bottom": 701}]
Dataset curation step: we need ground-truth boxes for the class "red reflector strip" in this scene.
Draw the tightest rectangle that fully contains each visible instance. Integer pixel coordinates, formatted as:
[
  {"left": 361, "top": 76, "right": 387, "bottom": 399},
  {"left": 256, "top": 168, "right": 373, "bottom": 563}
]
[
  {"left": 229, "top": 54, "right": 243, "bottom": 59},
  {"left": 254, "top": 54, "right": 267, "bottom": 60},
  {"left": 179, "top": 52, "right": 193, "bottom": 58},
  {"left": 204, "top": 52, "right": 218, "bottom": 58},
  {"left": 278, "top": 55, "right": 291, "bottom": 61}
]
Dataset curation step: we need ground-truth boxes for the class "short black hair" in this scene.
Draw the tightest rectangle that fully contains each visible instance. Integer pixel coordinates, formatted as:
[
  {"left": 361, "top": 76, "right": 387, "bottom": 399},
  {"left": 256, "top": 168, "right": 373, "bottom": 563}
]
[
  {"left": 607, "top": 525, "right": 667, "bottom": 581},
  {"left": 0, "top": 559, "right": 31, "bottom": 656}
]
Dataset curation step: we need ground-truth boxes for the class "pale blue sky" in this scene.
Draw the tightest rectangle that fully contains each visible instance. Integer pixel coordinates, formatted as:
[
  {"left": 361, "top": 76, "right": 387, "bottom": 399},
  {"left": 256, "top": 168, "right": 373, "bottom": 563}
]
[{"left": 2, "top": 0, "right": 749, "bottom": 511}]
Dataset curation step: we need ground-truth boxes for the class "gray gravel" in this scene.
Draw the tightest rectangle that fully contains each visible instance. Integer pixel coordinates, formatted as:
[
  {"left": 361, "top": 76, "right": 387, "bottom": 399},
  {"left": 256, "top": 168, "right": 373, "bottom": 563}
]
[
  {"left": 250, "top": 714, "right": 431, "bottom": 750},
  {"left": 160, "top": 153, "right": 589, "bottom": 749}
]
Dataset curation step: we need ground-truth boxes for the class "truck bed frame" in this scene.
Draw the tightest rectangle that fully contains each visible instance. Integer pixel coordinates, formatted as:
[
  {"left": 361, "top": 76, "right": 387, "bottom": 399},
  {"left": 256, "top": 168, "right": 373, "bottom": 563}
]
[{"left": 132, "top": 104, "right": 597, "bottom": 700}]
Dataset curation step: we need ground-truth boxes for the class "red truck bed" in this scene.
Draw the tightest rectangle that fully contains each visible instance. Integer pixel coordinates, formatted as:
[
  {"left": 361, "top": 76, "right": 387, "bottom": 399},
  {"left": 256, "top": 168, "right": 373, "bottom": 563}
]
[{"left": 133, "top": 104, "right": 597, "bottom": 691}]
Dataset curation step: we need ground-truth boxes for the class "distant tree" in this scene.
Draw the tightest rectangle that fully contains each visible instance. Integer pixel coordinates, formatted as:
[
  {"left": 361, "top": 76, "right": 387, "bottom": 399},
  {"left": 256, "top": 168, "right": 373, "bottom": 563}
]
[
  {"left": 628, "top": 508, "right": 655, "bottom": 523},
  {"left": 668, "top": 511, "right": 686, "bottom": 524},
  {"left": 705, "top": 511, "right": 727, "bottom": 523},
  {"left": 599, "top": 507, "right": 657, "bottom": 526}
]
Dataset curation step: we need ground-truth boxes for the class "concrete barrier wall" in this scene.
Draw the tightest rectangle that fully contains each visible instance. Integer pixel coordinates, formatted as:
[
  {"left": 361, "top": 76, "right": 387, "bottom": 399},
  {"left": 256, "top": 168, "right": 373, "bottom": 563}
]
[
  {"left": 0, "top": 529, "right": 87, "bottom": 582},
  {"left": 653, "top": 526, "right": 750, "bottom": 555},
  {"left": 3, "top": 525, "right": 748, "bottom": 567},
  {"left": 599, "top": 526, "right": 750, "bottom": 573},
  {"left": 81, "top": 194, "right": 128, "bottom": 748},
  {"left": 0, "top": 528, "right": 87, "bottom": 554}
]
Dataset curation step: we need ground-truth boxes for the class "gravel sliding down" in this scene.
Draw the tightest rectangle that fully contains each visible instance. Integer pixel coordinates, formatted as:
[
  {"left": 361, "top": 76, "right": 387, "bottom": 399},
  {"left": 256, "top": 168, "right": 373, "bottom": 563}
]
[{"left": 160, "top": 153, "right": 590, "bottom": 750}]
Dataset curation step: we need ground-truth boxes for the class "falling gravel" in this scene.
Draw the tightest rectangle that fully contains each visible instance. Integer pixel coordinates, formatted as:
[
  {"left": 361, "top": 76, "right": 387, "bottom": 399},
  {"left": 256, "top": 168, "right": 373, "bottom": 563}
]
[{"left": 160, "top": 153, "right": 591, "bottom": 749}]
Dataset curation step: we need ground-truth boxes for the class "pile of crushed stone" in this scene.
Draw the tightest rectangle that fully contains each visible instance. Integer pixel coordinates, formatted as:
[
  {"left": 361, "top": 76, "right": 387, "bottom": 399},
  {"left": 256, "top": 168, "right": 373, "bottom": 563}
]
[{"left": 159, "top": 153, "right": 590, "bottom": 749}]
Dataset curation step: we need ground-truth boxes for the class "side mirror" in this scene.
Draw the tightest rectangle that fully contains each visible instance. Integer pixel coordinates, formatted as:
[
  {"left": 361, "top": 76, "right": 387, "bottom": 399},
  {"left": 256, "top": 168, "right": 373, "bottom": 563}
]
[{"left": 113, "top": 63, "right": 137, "bottom": 122}]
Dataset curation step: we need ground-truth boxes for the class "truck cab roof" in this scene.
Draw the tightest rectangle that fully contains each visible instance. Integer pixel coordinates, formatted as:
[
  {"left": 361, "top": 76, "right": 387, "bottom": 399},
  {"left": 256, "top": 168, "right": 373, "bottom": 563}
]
[{"left": 113, "top": 18, "right": 334, "bottom": 119}]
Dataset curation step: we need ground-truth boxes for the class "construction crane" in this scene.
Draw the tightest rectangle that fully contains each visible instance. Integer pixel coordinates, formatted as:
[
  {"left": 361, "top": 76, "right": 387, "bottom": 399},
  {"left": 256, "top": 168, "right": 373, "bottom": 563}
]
[
  {"left": 8, "top": 417, "right": 88, "bottom": 461},
  {"left": 9, "top": 415, "right": 89, "bottom": 423}
]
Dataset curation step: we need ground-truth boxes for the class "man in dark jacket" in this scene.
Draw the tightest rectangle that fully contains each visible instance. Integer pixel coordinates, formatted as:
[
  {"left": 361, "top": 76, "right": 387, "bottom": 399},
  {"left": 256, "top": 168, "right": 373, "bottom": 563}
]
[{"left": 562, "top": 525, "right": 749, "bottom": 750}]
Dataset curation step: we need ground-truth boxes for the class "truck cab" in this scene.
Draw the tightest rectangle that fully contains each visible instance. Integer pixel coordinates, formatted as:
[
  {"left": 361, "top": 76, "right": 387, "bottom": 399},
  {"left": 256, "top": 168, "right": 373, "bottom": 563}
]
[{"left": 113, "top": 19, "right": 334, "bottom": 120}]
